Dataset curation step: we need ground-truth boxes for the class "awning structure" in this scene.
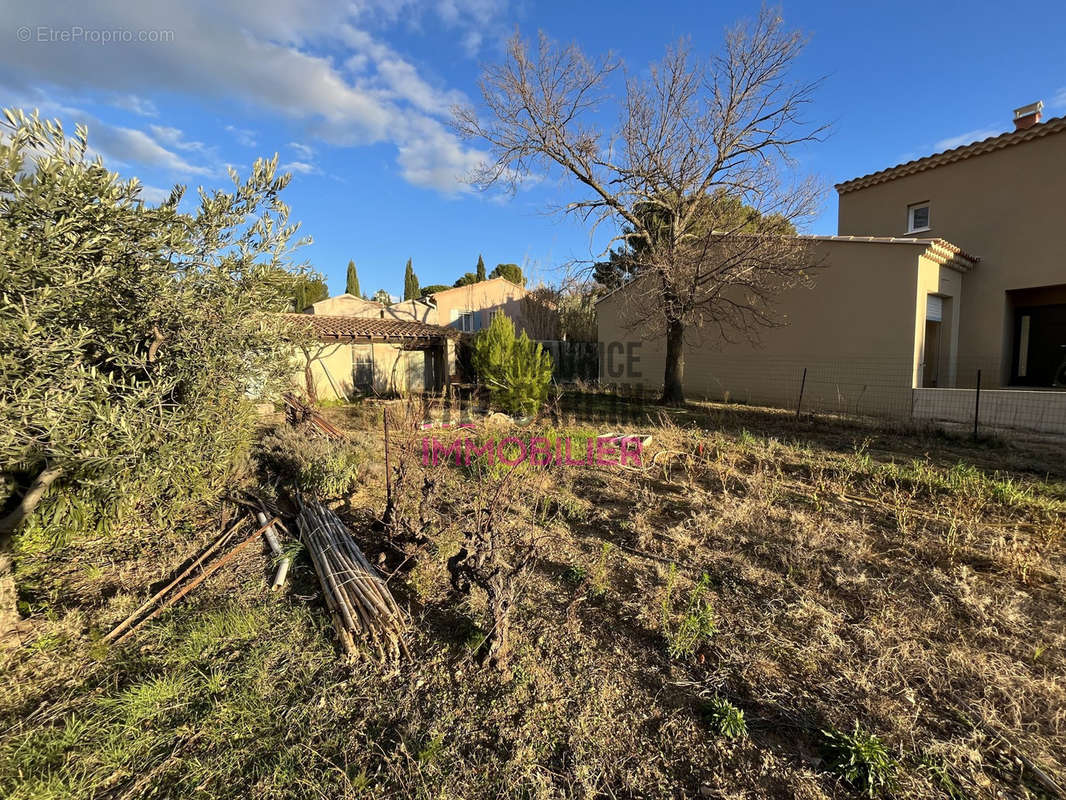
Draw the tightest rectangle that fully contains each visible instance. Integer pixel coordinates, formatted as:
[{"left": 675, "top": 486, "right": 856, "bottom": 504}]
[{"left": 284, "top": 313, "right": 460, "bottom": 346}]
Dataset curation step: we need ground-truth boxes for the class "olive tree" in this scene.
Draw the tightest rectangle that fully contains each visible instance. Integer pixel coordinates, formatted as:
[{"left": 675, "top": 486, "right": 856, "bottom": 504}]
[
  {"left": 455, "top": 8, "right": 825, "bottom": 404},
  {"left": 0, "top": 108, "right": 312, "bottom": 627}
]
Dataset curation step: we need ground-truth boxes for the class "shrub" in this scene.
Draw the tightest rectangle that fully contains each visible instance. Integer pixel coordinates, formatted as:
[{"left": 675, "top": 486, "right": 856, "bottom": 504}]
[
  {"left": 471, "top": 313, "right": 553, "bottom": 417},
  {"left": 821, "top": 723, "right": 897, "bottom": 797},
  {"left": 256, "top": 426, "right": 365, "bottom": 497},
  {"left": 660, "top": 566, "right": 717, "bottom": 659},
  {"left": 700, "top": 696, "right": 747, "bottom": 739}
]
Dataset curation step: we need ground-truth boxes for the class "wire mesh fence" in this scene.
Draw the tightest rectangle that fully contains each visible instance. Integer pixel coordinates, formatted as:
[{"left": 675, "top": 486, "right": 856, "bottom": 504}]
[{"left": 547, "top": 354, "right": 1066, "bottom": 439}]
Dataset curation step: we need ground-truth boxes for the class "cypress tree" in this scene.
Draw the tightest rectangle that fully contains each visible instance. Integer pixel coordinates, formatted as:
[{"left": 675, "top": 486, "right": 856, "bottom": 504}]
[
  {"left": 403, "top": 258, "right": 420, "bottom": 300},
  {"left": 345, "top": 260, "right": 360, "bottom": 296},
  {"left": 476, "top": 254, "right": 486, "bottom": 281}
]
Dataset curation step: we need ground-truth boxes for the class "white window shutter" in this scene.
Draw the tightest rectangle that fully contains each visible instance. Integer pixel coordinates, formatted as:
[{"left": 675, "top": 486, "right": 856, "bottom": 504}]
[{"left": 926, "top": 295, "right": 943, "bottom": 322}]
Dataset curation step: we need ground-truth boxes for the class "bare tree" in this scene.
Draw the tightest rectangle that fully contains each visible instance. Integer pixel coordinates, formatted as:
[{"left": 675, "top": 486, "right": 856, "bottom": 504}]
[
  {"left": 454, "top": 8, "right": 825, "bottom": 404},
  {"left": 520, "top": 286, "right": 560, "bottom": 340}
]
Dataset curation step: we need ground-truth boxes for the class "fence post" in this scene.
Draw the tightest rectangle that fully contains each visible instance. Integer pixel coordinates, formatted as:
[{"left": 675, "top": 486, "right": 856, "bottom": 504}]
[
  {"left": 795, "top": 367, "right": 808, "bottom": 419},
  {"left": 973, "top": 369, "right": 982, "bottom": 441}
]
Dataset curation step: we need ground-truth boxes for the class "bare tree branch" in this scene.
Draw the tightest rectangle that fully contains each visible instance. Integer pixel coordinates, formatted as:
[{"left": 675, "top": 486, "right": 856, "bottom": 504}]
[{"left": 454, "top": 7, "right": 827, "bottom": 403}]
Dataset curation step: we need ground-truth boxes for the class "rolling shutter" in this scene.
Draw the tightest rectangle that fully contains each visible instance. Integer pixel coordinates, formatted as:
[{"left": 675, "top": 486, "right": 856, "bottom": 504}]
[{"left": 926, "top": 295, "right": 943, "bottom": 322}]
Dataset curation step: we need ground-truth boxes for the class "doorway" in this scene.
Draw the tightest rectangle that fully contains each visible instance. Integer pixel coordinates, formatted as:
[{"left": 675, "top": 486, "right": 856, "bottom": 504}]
[
  {"left": 1011, "top": 302, "right": 1066, "bottom": 387},
  {"left": 922, "top": 294, "right": 944, "bottom": 388},
  {"left": 923, "top": 319, "right": 942, "bottom": 387}
]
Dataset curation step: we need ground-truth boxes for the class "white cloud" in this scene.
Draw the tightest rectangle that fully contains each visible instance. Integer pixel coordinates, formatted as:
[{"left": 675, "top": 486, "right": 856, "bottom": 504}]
[
  {"left": 110, "top": 93, "right": 158, "bottom": 117},
  {"left": 281, "top": 160, "right": 317, "bottom": 174},
  {"left": 3, "top": 90, "right": 219, "bottom": 179},
  {"left": 0, "top": 0, "right": 503, "bottom": 193},
  {"left": 288, "top": 141, "right": 314, "bottom": 159},
  {"left": 933, "top": 126, "right": 1002, "bottom": 152},
  {"left": 139, "top": 184, "right": 174, "bottom": 203},
  {"left": 225, "top": 125, "right": 257, "bottom": 147},
  {"left": 87, "top": 123, "right": 217, "bottom": 176},
  {"left": 148, "top": 124, "right": 209, "bottom": 153},
  {"left": 460, "top": 30, "right": 483, "bottom": 57},
  {"left": 1050, "top": 87, "right": 1066, "bottom": 111},
  {"left": 395, "top": 116, "right": 485, "bottom": 194}
]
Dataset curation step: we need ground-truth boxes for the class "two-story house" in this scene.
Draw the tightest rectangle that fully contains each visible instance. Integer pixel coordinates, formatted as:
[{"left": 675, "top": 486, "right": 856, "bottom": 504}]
[
  {"left": 596, "top": 102, "right": 1066, "bottom": 430},
  {"left": 836, "top": 101, "right": 1066, "bottom": 390}
]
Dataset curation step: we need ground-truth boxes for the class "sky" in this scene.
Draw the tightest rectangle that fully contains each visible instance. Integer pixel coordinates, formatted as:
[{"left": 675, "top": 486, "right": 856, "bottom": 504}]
[{"left": 3, "top": 0, "right": 1065, "bottom": 297}]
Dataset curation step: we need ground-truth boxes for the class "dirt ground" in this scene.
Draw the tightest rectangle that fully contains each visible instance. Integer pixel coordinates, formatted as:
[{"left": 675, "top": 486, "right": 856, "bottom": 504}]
[{"left": 1, "top": 398, "right": 1063, "bottom": 799}]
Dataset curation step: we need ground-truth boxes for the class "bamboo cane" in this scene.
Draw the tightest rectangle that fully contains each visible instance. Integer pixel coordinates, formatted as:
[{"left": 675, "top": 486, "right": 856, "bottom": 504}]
[
  {"left": 112, "top": 517, "right": 278, "bottom": 644},
  {"left": 105, "top": 518, "right": 243, "bottom": 642},
  {"left": 302, "top": 519, "right": 363, "bottom": 648},
  {"left": 296, "top": 498, "right": 408, "bottom": 659}
]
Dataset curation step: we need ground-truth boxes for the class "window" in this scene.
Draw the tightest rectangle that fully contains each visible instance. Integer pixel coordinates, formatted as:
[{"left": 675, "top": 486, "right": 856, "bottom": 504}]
[
  {"left": 352, "top": 345, "right": 374, "bottom": 391},
  {"left": 907, "top": 203, "right": 931, "bottom": 233},
  {"left": 455, "top": 310, "right": 477, "bottom": 332}
]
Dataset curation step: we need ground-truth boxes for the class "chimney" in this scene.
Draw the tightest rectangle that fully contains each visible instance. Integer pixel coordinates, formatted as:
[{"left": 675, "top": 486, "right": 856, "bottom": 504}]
[{"left": 1013, "top": 100, "right": 1043, "bottom": 131}]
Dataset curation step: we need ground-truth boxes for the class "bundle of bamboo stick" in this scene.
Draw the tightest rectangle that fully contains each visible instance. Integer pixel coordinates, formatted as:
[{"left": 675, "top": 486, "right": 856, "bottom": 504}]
[{"left": 295, "top": 498, "right": 409, "bottom": 661}]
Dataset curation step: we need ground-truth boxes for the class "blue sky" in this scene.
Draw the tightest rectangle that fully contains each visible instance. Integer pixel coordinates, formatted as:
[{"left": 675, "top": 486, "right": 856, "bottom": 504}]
[{"left": 3, "top": 0, "right": 1065, "bottom": 297}]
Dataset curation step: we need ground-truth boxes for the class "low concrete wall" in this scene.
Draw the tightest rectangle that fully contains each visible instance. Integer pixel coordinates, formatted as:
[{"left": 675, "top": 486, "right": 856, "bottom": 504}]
[{"left": 912, "top": 388, "right": 1066, "bottom": 434}]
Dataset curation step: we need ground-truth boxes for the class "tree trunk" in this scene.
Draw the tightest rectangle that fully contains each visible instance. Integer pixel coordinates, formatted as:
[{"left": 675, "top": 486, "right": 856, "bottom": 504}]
[
  {"left": 0, "top": 466, "right": 63, "bottom": 537},
  {"left": 0, "top": 465, "right": 61, "bottom": 645},
  {"left": 481, "top": 569, "right": 514, "bottom": 680},
  {"left": 304, "top": 362, "right": 318, "bottom": 404},
  {"left": 0, "top": 549, "right": 18, "bottom": 646},
  {"left": 660, "top": 318, "right": 686, "bottom": 406}
]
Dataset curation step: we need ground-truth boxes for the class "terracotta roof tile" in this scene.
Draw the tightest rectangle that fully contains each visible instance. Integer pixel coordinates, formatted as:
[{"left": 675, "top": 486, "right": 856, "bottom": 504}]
[
  {"left": 835, "top": 115, "right": 1066, "bottom": 194},
  {"left": 283, "top": 314, "right": 460, "bottom": 341}
]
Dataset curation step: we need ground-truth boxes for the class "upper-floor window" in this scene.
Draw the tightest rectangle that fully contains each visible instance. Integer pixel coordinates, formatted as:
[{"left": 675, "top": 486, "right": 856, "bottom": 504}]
[{"left": 907, "top": 203, "right": 931, "bottom": 233}]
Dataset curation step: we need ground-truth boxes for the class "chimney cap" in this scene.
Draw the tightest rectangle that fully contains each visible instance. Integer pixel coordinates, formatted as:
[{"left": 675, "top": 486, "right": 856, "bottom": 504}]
[{"left": 1014, "top": 100, "right": 1044, "bottom": 119}]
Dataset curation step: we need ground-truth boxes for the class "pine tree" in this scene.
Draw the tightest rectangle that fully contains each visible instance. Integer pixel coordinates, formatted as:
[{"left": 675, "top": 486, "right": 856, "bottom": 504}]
[
  {"left": 403, "top": 258, "right": 420, "bottom": 300},
  {"left": 472, "top": 313, "right": 553, "bottom": 416},
  {"left": 490, "top": 263, "right": 525, "bottom": 286},
  {"left": 476, "top": 254, "right": 486, "bottom": 281},
  {"left": 345, "top": 260, "right": 360, "bottom": 296}
]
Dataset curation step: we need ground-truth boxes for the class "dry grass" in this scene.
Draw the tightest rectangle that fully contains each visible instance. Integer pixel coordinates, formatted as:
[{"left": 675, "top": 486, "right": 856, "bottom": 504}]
[{"left": 1, "top": 398, "right": 1064, "bottom": 798}]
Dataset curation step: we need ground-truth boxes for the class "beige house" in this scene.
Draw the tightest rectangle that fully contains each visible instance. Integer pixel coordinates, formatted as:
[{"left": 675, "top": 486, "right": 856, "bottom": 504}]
[
  {"left": 291, "top": 276, "right": 535, "bottom": 399},
  {"left": 423, "top": 277, "right": 532, "bottom": 333},
  {"left": 836, "top": 101, "right": 1066, "bottom": 390},
  {"left": 597, "top": 237, "right": 975, "bottom": 415},
  {"left": 289, "top": 315, "right": 458, "bottom": 401},
  {"left": 309, "top": 293, "right": 383, "bottom": 317},
  {"left": 596, "top": 102, "right": 1066, "bottom": 429}
]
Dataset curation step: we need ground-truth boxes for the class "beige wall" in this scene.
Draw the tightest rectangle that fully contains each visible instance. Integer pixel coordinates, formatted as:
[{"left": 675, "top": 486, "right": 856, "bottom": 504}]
[
  {"left": 429, "top": 277, "right": 529, "bottom": 332},
  {"left": 382, "top": 299, "right": 437, "bottom": 323},
  {"left": 837, "top": 129, "right": 1066, "bottom": 386},
  {"left": 596, "top": 240, "right": 948, "bottom": 415},
  {"left": 293, "top": 341, "right": 454, "bottom": 401},
  {"left": 914, "top": 255, "right": 963, "bottom": 389},
  {"left": 309, "top": 294, "right": 383, "bottom": 317}
]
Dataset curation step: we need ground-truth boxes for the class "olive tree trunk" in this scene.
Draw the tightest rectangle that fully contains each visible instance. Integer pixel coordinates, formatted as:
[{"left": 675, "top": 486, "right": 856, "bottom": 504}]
[{"left": 0, "top": 466, "right": 62, "bottom": 643}]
